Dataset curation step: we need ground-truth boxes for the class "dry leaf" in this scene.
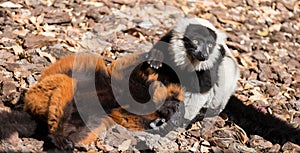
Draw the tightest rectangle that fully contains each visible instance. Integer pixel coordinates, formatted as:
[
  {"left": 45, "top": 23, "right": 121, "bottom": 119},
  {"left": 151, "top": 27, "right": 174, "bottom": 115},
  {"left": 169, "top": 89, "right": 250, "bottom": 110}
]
[
  {"left": 269, "top": 23, "right": 282, "bottom": 32},
  {"left": 12, "top": 45, "right": 24, "bottom": 55},
  {"left": 82, "top": 1, "right": 104, "bottom": 7},
  {"left": 138, "top": 32, "right": 146, "bottom": 42},
  {"left": 12, "top": 29, "right": 30, "bottom": 36},
  {"left": 61, "top": 43, "right": 78, "bottom": 52},
  {"left": 256, "top": 29, "right": 269, "bottom": 37},
  {"left": 65, "top": 35, "right": 79, "bottom": 47},
  {"left": 36, "top": 49, "right": 56, "bottom": 63},
  {"left": 181, "top": 5, "right": 190, "bottom": 14},
  {"left": 0, "top": 2, "right": 22, "bottom": 8},
  {"left": 39, "top": 31, "right": 56, "bottom": 37},
  {"left": 200, "top": 140, "right": 210, "bottom": 153},
  {"left": 235, "top": 125, "right": 249, "bottom": 144},
  {"left": 218, "top": 18, "right": 241, "bottom": 26},
  {"left": 29, "top": 16, "right": 37, "bottom": 25}
]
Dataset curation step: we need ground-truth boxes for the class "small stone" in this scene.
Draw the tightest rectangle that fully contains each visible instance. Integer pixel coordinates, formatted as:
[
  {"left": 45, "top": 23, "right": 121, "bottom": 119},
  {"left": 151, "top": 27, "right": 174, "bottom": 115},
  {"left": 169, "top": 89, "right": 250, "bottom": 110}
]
[
  {"left": 6, "top": 132, "right": 20, "bottom": 147},
  {"left": 138, "top": 21, "right": 153, "bottom": 29},
  {"left": 44, "top": 11, "right": 72, "bottom": 24},
  {"left": 258, "top": 63, "right": 272, "bottom": 82},
  {"left": 1, "top": 81, "right": 17, "bottom": 95},
  {"left": 5, "top": 63, "right": 20, "bottom": 72},
  {"left": 282, "top": 142, "right": 300, "bottom": 152},
  {"left": 248, "top": 71, "right": 258, "bottom": 80},
  {"left": 252, "top": 51, "right": 267, "bottom": 62},
  {"left": 26, "top": 75, "right": 37, "bottom": 87},
  {"left": 265, "top": 84, "right": 280, "bottom": 97},
  {"left": 118, "top": 139, "right": 131, "bottom": 151},
  {"left": 269, "top": 144, "right": 280, "bottom": 152},
  {"left": 249, "top": 135, "right": 273, "bottom": 149}
]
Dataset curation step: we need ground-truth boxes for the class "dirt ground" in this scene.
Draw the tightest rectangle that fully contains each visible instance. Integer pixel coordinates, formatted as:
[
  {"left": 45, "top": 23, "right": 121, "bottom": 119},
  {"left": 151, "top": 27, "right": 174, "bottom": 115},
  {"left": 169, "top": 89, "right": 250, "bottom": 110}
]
[{"left": 0, "top": 0, "right": 299, "bottom": 152}]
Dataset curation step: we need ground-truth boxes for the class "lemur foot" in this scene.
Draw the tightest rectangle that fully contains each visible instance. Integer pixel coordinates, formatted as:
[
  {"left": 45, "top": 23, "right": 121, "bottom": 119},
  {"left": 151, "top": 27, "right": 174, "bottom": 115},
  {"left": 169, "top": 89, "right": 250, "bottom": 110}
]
[
  {"left": 149, "top": 102, "right": 186, "bottom": 135},
  {"left": 50, "top": 134, "right": 74, "bottom": 150}
]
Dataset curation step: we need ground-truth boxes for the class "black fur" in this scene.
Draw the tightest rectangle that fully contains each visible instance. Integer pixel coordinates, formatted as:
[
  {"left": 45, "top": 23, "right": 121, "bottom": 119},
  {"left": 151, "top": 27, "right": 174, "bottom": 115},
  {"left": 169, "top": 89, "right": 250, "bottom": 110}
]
[{"left": 223, "top": 96, "right": 300, "bottom": 145}]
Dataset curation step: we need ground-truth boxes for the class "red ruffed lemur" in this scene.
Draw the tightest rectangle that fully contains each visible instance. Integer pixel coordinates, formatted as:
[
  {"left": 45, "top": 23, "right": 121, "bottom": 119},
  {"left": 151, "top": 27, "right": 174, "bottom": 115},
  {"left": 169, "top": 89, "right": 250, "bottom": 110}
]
[{"left": 24, "top": 52, "right": 184, "bottom": 150}]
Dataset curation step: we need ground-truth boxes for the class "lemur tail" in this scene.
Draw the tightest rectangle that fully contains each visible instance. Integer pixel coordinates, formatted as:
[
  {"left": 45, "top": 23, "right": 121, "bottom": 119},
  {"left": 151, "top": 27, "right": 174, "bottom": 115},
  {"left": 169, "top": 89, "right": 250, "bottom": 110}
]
[
  {"left": 223, "top": 96, "right": 300, "bottom": 145},
  {"left": 0, "top": 108, "right": 36, "bottom": 139}
]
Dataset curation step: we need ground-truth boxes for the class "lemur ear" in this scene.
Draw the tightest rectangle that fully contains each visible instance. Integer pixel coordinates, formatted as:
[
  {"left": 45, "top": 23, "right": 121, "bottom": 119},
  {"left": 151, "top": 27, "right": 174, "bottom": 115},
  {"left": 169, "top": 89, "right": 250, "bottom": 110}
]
[
  {"left": 219, "top": 45, "right": 226, "bottom": 57},
  {"left": 207, "top": 28, "right": 217, "bottom": 40}
]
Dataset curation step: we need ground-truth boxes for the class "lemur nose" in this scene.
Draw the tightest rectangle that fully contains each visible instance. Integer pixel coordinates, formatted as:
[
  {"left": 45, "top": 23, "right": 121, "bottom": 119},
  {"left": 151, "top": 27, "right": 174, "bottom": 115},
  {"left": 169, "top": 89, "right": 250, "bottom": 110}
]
[
  {"left": 202, "top": 53, "right": 209, "bottom": 59},
  {"left": 195, "top": 45, "right": 202, "bottom": 52}
]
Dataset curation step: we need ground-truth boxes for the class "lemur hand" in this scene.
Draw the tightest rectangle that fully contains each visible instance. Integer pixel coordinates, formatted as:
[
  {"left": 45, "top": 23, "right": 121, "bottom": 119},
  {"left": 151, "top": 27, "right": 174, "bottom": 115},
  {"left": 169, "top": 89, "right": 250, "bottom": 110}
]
[{"left": 146, "top": 48, "right": 164, "bottom": 69}]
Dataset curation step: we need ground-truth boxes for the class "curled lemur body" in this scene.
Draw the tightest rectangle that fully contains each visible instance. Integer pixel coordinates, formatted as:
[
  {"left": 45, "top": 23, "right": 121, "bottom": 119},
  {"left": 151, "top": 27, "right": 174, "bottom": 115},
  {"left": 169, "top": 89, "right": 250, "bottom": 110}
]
[{"left": 24, "top": 53, "right": 184, "bottom": 149}]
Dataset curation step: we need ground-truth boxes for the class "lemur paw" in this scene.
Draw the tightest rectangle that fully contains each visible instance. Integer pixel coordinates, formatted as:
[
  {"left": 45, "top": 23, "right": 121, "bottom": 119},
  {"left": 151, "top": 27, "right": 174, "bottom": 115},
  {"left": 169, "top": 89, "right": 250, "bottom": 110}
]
[
  {"left": 147, "top": 60, "right": 163, "bottom": 69},
  {"left": 150, "top": 118, "right": 167, "bottom": 130},
  {"left": 146, "top": 49, "right": 164, "bottom": 69},
  {"left": 149, "top": 118, "right": 174, "bottom": 135},
  {"left": 149, "top": 102, "right": 186, "bottom": 135}
]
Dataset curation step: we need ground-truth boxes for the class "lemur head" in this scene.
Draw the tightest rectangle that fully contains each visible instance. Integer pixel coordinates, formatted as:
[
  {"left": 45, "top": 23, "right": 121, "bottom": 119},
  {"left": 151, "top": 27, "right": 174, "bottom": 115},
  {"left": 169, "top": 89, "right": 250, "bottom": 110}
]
[
  {"left": 183, "top": 24, "right": 217, "bottom": 61},
  {"left": 170, "top": 18, "right": 227, "bottom": 71}
]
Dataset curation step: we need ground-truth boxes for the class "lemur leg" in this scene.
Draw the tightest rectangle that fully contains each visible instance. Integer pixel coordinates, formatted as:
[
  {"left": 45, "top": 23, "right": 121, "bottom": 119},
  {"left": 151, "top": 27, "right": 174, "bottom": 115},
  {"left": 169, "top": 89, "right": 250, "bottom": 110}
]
[
  {"left": 24, "top": 74, "right": 77, "bottom": 150},
  {"left": 61, "top": 107, "right": 158, "bottom": 149},
  {"left": 150, "top": 83, "right": 185, "bottom": 130},
  {"left": 109, "top": 107, "right": 158, "bottom": 130},
  {"left": 45, "top": 74, "right": 76, "bottom": 134},
  {"left": 64, "top": 115, "right": 116, "bottom": 147},
  {"left": 55, "top": 105, "right": 159, "bottom": 149},
  {"left": 24, "top": 74, "right": 76, "bottom": 121},
  {"left": 49, "top": 113, "right": 117, "bottom": 150},
  {"left": 208, "top": 53, "right": 239, "bottom": 116}
]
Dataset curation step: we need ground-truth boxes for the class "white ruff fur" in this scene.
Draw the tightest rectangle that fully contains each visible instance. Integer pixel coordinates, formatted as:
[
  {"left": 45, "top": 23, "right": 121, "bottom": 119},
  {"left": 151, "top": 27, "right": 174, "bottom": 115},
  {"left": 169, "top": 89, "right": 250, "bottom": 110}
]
[{"left": 170, "top": 18, "right": 228, "bottom": 71}]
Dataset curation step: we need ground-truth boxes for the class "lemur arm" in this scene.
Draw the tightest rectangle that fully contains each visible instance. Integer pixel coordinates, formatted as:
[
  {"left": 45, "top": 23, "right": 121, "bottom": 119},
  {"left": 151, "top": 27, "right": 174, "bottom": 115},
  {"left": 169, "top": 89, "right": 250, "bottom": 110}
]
[{"left": 146, "top": 30, "right": 173, "bottom": 69}]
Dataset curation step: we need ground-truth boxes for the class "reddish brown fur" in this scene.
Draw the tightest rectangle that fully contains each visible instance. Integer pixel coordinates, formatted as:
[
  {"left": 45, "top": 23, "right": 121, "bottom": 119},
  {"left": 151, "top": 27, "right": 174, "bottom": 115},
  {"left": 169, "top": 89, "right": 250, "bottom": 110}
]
[
  {"left": 166, "top": 84, "right": 185, "bottom": 102},
  {"left": 24, "top": 74, "right": 76, "bottom": 119},
  {"left": 109, "top": 107, "right": 158, "bottom": 130},
  {"left": 39, "top": 53, "right": 109, "bottom": 81},
  {"left": 24, "top": 52, "right": 184, "bottom": 149},
  {"left": 109, "top": 52, "right": 145, "bottom": 80},
  {"left": 24, "top": 54, "right": 113, "bottom": 147}
]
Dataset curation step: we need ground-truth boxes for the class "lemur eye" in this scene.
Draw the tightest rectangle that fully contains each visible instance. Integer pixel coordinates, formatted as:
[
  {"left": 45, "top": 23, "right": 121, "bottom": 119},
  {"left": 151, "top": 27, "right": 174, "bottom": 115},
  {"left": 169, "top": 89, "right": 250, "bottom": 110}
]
[
  {"left": 192, "top": 40, "right": 198, "bottom": 44},
  {"left": 208, "top": 43, "right": 213, "bottom": 48}
]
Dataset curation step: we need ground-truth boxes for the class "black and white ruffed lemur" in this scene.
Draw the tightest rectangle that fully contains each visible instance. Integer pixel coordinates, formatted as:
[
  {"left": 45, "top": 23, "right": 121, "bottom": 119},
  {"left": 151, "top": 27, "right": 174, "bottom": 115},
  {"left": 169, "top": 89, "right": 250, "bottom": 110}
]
[{"left": 142, "top": 17, "right": 300, "bottom": 146}]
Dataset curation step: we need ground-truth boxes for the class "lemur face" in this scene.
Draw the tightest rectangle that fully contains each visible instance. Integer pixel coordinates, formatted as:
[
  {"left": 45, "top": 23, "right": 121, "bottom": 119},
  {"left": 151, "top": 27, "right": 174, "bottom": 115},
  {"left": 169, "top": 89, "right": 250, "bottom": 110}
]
[{"left": 183, "top": 24, "right": 217, "bottom": 61}]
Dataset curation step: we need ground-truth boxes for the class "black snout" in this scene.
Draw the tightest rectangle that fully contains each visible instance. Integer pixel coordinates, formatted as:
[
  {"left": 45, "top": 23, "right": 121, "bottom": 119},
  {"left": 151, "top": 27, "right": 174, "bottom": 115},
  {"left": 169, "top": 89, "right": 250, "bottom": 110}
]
[{"left": 193, "top": 45, "right": 209, "bottom": 61}]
